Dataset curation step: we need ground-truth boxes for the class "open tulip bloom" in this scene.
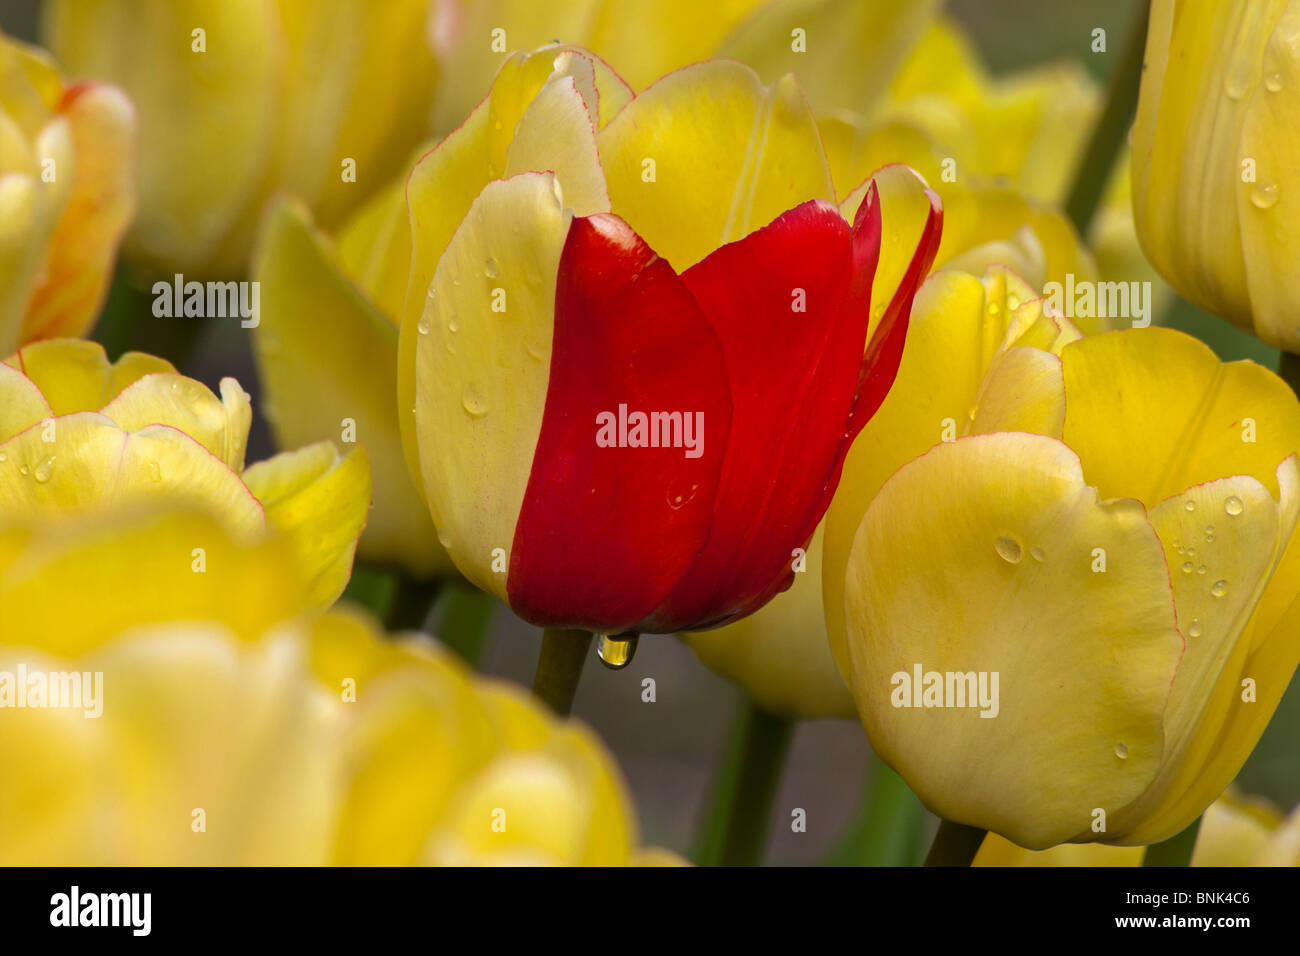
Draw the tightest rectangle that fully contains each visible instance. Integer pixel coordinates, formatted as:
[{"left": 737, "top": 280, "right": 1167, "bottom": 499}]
[
  {"left": 8, "top": 0, "right": 1300, "bottom": 885},
  {"left": 398, "top": 47, "right": 941, "bottom": 636}
]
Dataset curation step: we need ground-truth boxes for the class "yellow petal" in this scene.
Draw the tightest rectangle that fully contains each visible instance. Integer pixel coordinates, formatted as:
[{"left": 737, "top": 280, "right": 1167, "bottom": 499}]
[
  {"left": 3, "top": 338, "right": 174, "bottom": 415},
  {"left": 252, "top": 198, "right": 451, "bottom": 577},
  {"left": 44, "top": 0, "right": 280, "bottom": 273},
  {"left": 0, "top": 360, "right": 52, "bottom": 442},
  {"left": 1109, "top": 473, "right": 1291, "bottom": 843},
  {"left": 1191, "top": 791, "right": 1283, "bottom": 866},
  {"left": 842, "top": 433, "right": 1182, "bottom": 848},
  {"left": 716, "top": 0, "right": 938, "bottom": 115},
  {"left": 0, "top": 412, "right": 264, "bottom": 539},
  {"left": 974, "top": 832, "right": 1141, "bottom": 867},
  {"left": 398, "top": 47, "right": 613, "bottom": 491},
  {"left": 684, "top": 522, "right": 856, "bottom": 719},
  {"left": 1060, "top": 327, "right": 1300, "bottom": 507},
  {"left": 242, "top": 442, "right": 371, "bottom": 608},
  {"left": 19, "top": 83, "right": 135, "bottom": 343},
  {"left": 0, "top": 509, "right": 303, "bottom": 656},
  {"left": 824, "top": 269, "right": 1061, "bottom": 677},
  {"left": 598, "top": 62, "right": 834, "bottom": 269},
  {"left": 78, "top": 627, "right": 342, "bottom": 864},
  {"left": 99, "top": 373, "right": 251, "bottom": 471},
  {"left": 410, "top": 173, "right": 569, "bottom": 597}
]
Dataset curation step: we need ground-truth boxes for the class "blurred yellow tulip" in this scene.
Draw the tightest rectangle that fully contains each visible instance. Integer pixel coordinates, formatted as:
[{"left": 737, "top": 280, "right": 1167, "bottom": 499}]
[
  {"left": 43, "top": 0, "right": 437, "bottom": 276},
  {"left": 826, "top": 311, "right": 1300, "bottom": 848},
  {"left": 0, "top": 507, "right": 670, "bottom": 865},
  {"left": 1133, "top": 0, "right": 1300, "bottom": 351},
  {"left": 428, "top": 0, "right": 936, "bottom": 130},
  {"left": 0, "top": 31, "right": 134, "bottom": 354},
  {"left": 0, "top": 338, "right": 369, "bottom": 605},
  {"left": 252, "top": 193, "right": 453, "bottom": 578}
]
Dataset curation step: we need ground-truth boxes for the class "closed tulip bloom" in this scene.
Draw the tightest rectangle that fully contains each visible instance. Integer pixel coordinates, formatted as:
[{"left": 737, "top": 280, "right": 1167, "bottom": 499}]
[
  {"left": 397, "top": 47, "right": 941, "bottom": 635},
  {"left": 0, "top": 31, "right": 134, "bottom": 354},
  {"left": 43, "top": 0, "right": 436, "bottom": 276},
  {"left": 826, "top": 318, "right": 1300, "bottom": 848},
  {"left": 1132, "top": 0, "right": 1300, "bottom": 350},
  {"left": 0, "top": 508, "right": 673, "bottom": 865},
  {"left": 0, "top": 338, "right": 369, "bottom": 605}
]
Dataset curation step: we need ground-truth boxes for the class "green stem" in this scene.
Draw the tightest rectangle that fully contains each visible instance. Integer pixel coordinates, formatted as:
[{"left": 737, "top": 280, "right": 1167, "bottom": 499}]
[
  {"left": 692, "top": 698, "right": 795, "bottom": 867},
  {"left": 1277, "top": 350, "right": 1300, "bottom": 398},
  {"left": 430, "top": 583, "right": 496, "bottom": 666},
  {"left": 383, "top": 572, "right": 439, "bottom": 632},
  {"left": 531, "top": 628, "right": 592, "bottom": 717},
  {"left": 1142, "top": 816, "right": 1202, "bottom": 867},
  {"left": 824, "top": 756, "right": 926, "bottom": 866},
  {"left": 1063, "top": 0, "right": 1150, "bottom": 236},
  {"left": 923, "top": 819, "right": 988, "bottom": 867},
  {"left": 94, "top": 267, "right": 209, "bottom": 368}
]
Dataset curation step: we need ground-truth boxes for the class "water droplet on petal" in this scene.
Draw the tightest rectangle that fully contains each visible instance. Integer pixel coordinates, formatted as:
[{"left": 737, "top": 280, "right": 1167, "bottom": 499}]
[
  {"left": 994, "top": 533, "right": 1023, "bottom": 564},
  {"left": 1115, "top": 742, "right": 1129, "bottom": 759},
  {"left": 1188, "top": 619, "right": 1203, "bottom": 638},
  {"left": 1184, "top": 499, "right": 1196, "bottom": 512},
  {"left": 1266, "top": 72, "right": 1284, "bottom": 92},
  {"left": 484, "top": 257, "right": 499, "bottom": 279},
  {"left": 1251, "top": 183, "right": 1280, "bottom": 209},
  {"left": 1197, "top": 564, "right": 1207, "bottom": 575},
  {"left": 462, "top": 386, "right": 490, "bottom": 417},
  {"left": 0, "top": 451, "right": 7, "bottom": 463},
  {"left": 147, "top": 461, "right": 162, "bottom": 482},
  {"left": 596, "top": 633, "right": 639, "bottom": 670},
  {"left": 1225, "top": 496, "right": 1244, "bottom": 516},
  {"left": 417, "top": 316, "right": 431, "bottom": 335},
  {"left": 33, "top": 456, "right": 54, "bottom": 483},
  {"left": 1030, "top": 546, "right": 1045, "bottom": 562},
  {"left": 1211, "top": 579, "right": 1228, "bottom": 598},
  {"left": 436, "top": 527, "right": 452, "bottom": 548},
  {"left": 1181, "top": 561, "right": 1193, "bottom": 574},
  {"left": 447, "top": 316, "right": 460, "bottom": 333}
]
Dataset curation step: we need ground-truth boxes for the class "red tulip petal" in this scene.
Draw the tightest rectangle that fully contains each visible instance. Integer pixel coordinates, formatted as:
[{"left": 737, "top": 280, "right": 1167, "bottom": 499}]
[
  {"left": 507, "top": 214, "right": 733, "bottom": 631},
  {"left": 634, "top": 198, "right": 865, "bottom": 631}
]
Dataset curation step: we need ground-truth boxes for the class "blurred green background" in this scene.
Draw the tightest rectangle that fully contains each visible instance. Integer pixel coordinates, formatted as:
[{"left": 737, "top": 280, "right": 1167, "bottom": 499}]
[{"left": 2, "top": 0, "right": 1295, "bottom": 863}]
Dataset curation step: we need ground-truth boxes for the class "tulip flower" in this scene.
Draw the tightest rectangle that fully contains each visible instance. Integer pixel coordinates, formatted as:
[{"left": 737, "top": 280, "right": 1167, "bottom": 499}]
[
  {"left": 0, "top": 506, "right": 675, "bottom": 865},
  {"left": 0, "top": 338, "right": 369, "bottom": 605},
  {"left": 1132, "top": 0, "right": 1300, "bottom": 351},
  {"left": 825, "top": 315, "right": 1300, "bottom": 848},
  {"left": 42, "top": 0, "right": 436, "bottom": 276},
  {"left": 0, "top": 31, "right": 134, "bottom": 354},
  {"left": 428, "top": 0, "right": 936, "bottom": 131},
  {"left": 396, "top": 46, "right": 941, "bottom": 635},
  {"left": 974, "top": 790, "right": 1291, "bottom": 866},
  {"left": 252, "top": 194, "right": 453, "bottom": 577}
]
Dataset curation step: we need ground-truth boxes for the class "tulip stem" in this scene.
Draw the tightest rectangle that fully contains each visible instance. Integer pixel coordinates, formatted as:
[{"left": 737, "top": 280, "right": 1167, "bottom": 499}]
[
  {"left": 531, "top": 628, "right": 592, "bottom": 716},
  {"left": 384, "top": 573, "right": 439, "bottom": 632},
  {"left": 824, "top": 756, "right": 926, "bottom": 866},
  {"left": 1141, "top": 816, "right": 1202, "bottom": 867},
  {"left": 1277, "top": 350, "right": 1300, "bottom": 400},
  {"left": 923, "top": 819, "right": 987, "bottom": 867},
  {"left": 430, "top": 584, "right": 496, "bottom": 666},
  {"left": 692, "top": 698, "right": 795, "bottom": 866},
  {"left": 1063, "top": 0, "right": 1150, "bottom": 236}
]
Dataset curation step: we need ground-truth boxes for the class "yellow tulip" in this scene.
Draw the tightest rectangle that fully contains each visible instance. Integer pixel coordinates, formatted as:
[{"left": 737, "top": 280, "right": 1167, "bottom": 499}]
[
  {"left": 0, "top": 31, "right": 134, "bottom": 354},
  {"left": 252, "top": 193, "right": 453, "bottom": 578},
  {"left": 428, "top": 0, "right": 936, "bottom": 130},
  {"left": 0, "top": 506, "right": 669, "bottom": 865},
  {"left": 0, "top": 338, "right": 370, "bottom": 605},
  {"left": 1132, "top": 0, "right": 1300, "bottom": 351},
  {"left": 974, "top": 790, "right": 1288, "bottom": 866},
  {"left": 43, "top": 0, "right": 436, "bottom": 276},
  {"left": 826, "top": 308, "right": 1300, "bottom": 848}
]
